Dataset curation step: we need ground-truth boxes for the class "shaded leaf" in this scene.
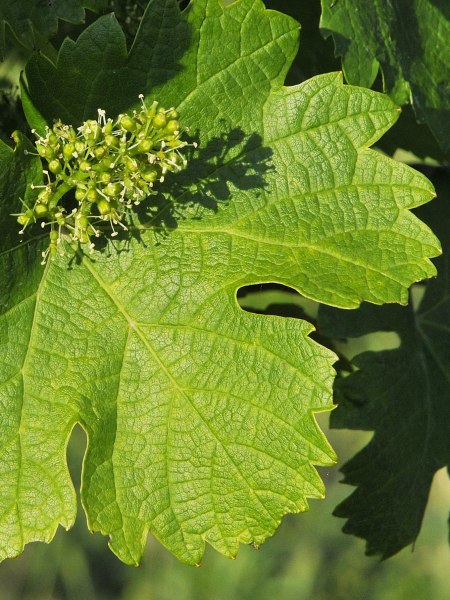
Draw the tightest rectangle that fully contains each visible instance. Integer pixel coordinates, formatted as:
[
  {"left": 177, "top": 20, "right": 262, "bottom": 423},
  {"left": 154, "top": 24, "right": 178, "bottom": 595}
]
[
  {"left": 263, "top": 0, "right": 340, "bottom": 84},
  {"left": 320, "top": 0, "right": 450, "bottom": 154},
  {"left": 318, "top": 168, "right": 450, "bottom": 557},
  {"left": 0, "top": 0, "right": 108, "bottom": 60}
]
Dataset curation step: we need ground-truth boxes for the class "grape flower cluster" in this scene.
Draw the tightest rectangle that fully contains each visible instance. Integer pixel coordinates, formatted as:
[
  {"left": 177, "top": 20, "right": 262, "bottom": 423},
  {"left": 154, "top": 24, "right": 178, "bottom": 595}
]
[{"left": 15, "top": 95, "right": 195, "bottom": 264}]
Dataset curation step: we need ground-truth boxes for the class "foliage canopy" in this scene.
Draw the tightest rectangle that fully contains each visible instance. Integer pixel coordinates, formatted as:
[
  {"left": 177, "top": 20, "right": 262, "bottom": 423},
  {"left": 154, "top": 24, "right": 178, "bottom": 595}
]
[{"left": 0, "top": 0, "right": 448, "bottom": 567}]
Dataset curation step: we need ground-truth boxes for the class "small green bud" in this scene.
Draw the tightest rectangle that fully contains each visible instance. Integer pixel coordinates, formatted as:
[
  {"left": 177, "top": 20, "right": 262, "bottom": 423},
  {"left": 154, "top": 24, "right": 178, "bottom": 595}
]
[
  {"left": 152, "top": 113, "right": 167, "bottom": 129},
  {"left": 17, "top": 210, "right": 34, "bottom": 226},
  {"left": 104, "top": 182, "right": 121, "bottom": 197},
  {"left": 94, "top": 146, "right": 107, "bottom": 159},
  {"left": 166, "top": 109, "right": 179, "bottom": 120},
  {"left": 136, "top": 139, "right": 153, "bottom": 153},
  {"left": 78, "top": 231, "right": 91, "bottom": 244},
  {"left": 77, "top": 215, "right": 89, "bottom": 229},
  {"left": 45, "top": 146, "right": 55, "bottom": 160},
  {"left": 99, "top": 171, "right": 112, "bottom": 184},
  {"left": 146, "top": 101, "right": 159, "bottom": 118},
  {"left": 79, "top": 160, "right": 91, "bottom": 172},
  {"left": 11, "top": 130, "right": 22, "bottom": 146},
  {"left": 101, "top": 157, "right": 115, "bottom": 170},
  {"left": 83, "top": 120, "right": 100, "bottom": 140},
  {"left": 37, "top": 189, "right": 51, "bottom": 204},
  {"left": 141, "top": 167, "right": 158, "bottom": 183},
  {"left": 167, "top": 151, "right": 185, "bottom": 168},
  {"left": 165, "top": 120, "right": 180, "bottom": 134},
  {"left": 125, "top": 157, "right": 139, "bottom": 172},
  {"left": 86, "top": 188, "right": 99, "bottom": 202},
  {"left": 75, "top": 141, "right": 85, "bottom": 153},
  {"left": 67, "top": 127, "right": 77, "bottom": 141},
  {"left": 75, "top": 187, "right": 86, "bottom": 201},
  {"left": 63, "top": 143, "right": 75, "bottom": 160},
  {"left": 97, "top": 198, "right": 111, "bottom": 215},
  {"left": 120, "top": 115, "right": 136, "bottom": 132},
  {"left": 34, "top": 203, "right": 48, "bottom": 217},
  {"left": 48, "top": 159, "right": 62, "bottom": 174},
  {"left": 104, "top": 134, "right": 118, "bottom": 148},
  {"left": 104, "top": 121, "right": 113, "bottom": 135},
  {"left": 136, "top": 178, "right": 149, "bottom": 191}
]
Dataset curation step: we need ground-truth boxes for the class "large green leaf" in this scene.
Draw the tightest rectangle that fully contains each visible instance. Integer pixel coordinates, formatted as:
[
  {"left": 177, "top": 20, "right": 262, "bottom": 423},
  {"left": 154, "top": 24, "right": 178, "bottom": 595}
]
[
  {"left": 320, "top": 0, "right": 450, "bottom": 154},
  {"left": 318, "top": 168, "right": 450, "bottom": 558},
  {"left": 0, "top": 135, "right": 338, "bottom": 566},
  {"left": 0, "top": 0, "right": 441, "bottom": 565},
  {"left": 0, "top": 0, "right": 108, "bottom": 60}
]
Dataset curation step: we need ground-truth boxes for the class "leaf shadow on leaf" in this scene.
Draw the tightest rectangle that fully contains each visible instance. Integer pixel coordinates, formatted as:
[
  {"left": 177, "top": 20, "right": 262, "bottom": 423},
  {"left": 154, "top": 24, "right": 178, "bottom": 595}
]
[
  {"left": 65, "top": 125, "right": 273, "bottom": 262},
  {"left": 236, "top": 282, "right": 341, "bottom": 355},
  {"left": 127, "top": 124, "right": 274, "bottom": 241}
]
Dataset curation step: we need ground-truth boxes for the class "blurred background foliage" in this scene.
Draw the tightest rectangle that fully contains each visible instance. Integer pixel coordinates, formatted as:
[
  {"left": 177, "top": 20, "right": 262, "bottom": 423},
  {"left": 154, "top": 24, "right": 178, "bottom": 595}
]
[{"left": 0, "top": 0, "right": 449, "bottom": 597}]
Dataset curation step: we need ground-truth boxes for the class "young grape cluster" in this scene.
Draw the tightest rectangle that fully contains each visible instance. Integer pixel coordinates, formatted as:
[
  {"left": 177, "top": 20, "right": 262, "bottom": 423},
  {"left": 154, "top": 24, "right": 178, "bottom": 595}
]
[{"left": 15, "top": 95, "right": 194, "bottom": 264}]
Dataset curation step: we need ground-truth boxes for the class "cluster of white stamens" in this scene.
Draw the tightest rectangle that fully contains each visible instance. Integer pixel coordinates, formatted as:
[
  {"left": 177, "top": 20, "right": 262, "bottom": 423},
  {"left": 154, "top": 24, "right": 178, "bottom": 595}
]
[{"left": 14, "top": 95, "right": 195, "bottom": 264}]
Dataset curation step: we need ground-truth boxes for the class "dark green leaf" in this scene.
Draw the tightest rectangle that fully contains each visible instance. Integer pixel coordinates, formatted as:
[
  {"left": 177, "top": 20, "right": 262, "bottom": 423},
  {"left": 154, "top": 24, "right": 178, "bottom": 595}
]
[
  {"left": 19, "top": 74, "right": 47, "bottom": 137},
  {"left": 25, "top": 1, "right": 191, "bottom": 124},
  {"left": 0, "top": 0, "right": 109, "bottom": 60},
  {"left": 263, "top": 0, "right": 340, "bottom": 84},
  {"left": 320, "top": 0, "right": 450, "bottom": 154}
]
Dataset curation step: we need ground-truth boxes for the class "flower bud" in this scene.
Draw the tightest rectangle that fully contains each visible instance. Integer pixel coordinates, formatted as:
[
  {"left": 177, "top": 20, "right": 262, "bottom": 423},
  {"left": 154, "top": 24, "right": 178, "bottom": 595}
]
[
  {"left": 141, "top": 167, "right": 158, "bottom": 183},
  {"left": 152, "top": 113, "right": 167, "bottom": 129},
  {"left": 63, "top": 143, "right": 75, "bottom": 160},
  {"left": 97, "top": 198, "right": 112, "bottom": 215},
  {"left": 136, "top": 139, "right": 153, "bottom": 153},
  {"left": 34, "top": 203, "right": 48, "bottom": 217},
  {"left": 104, "top": 182, "right": 121, "bottom": 197},
  {"left": 45, "top": 146, "right": 55, "bottom": 160},
  {"left": 120, "top": 115, "right": 136, "bottom": 132},
  {"left": 75, "top": 187, "right": 86, "bottom": 201},
  {"left": 99, "top": 171, "right": 112, "bottom": 184},
  {"left": 165, "top": 120, "right": 180, "bottom": 134},
  {"left": 79, "top": 160, "right": 91, "bottom": 172},
  {"left": 86, "top": 188, "right": 99, "bottom": 202},
  {"left": 48, "top": 159, "right": 62, "bottom": 174}
]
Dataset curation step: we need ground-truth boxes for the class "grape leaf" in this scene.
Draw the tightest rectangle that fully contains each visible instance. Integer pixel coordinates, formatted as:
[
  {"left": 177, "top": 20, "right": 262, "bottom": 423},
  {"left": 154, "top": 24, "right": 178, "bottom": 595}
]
[
  {"left": 263, "top": 0, "right": 340, "bottom": 84},
  {"left": 0, "top": 0, "right": 441, "bottom": 565},
  {"left": 318, "top": 169, "right": 450, "bottom": 558},
  {"left": 0, "top": 0, "right": 108, "bottom": 60},
  {"left": 320, "top": 0, "right": 450, "bottom": 154}
]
